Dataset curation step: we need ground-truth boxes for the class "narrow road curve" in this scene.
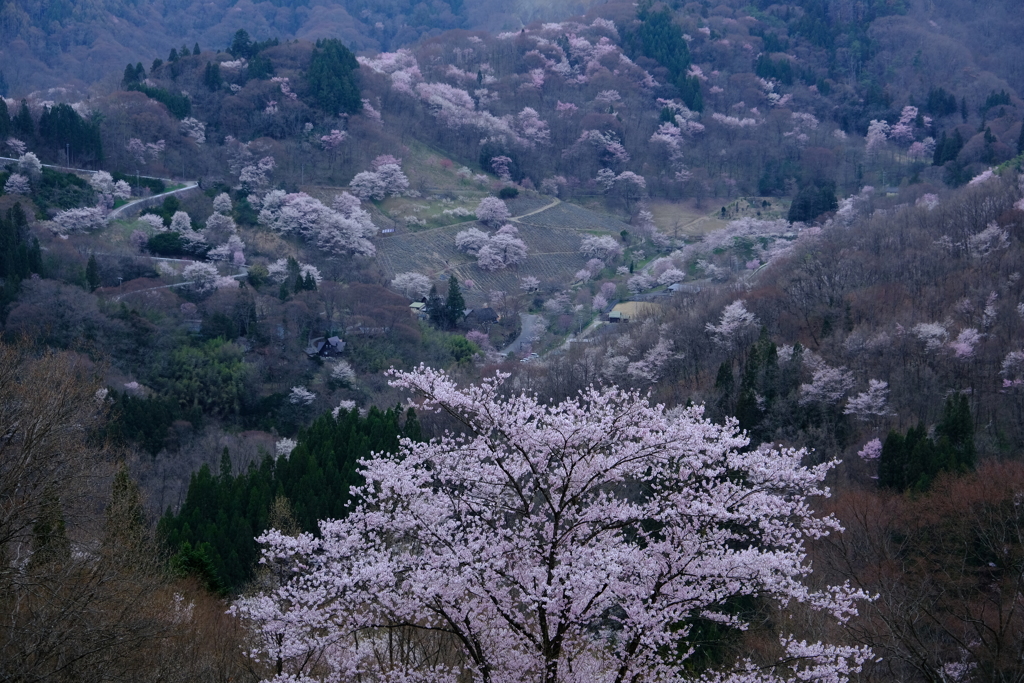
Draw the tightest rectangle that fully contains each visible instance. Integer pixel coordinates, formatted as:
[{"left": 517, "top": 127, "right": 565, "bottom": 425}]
[
  {"left": 510, "top": 197, "right": 561, "bottom": 221},
  {"left": 501, "top": 313, "right": 545, "bottom": 355},
  {"left": 107, "top": 181, "right": 199, "bottom": 222}
]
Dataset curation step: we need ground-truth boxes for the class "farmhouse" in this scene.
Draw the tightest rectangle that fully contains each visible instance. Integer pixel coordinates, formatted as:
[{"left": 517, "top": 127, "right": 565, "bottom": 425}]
[{"left": 608, "top": 301, "right": 662, "bottom": 323}]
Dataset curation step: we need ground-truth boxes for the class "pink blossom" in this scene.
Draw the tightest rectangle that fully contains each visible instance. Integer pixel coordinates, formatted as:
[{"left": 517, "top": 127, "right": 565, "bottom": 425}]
[
  {"left": 234, "top": 367, "right": 869, "bottom": 683},
  {"left": 857, "top": 438, "right": 883, "bottom": 460}
]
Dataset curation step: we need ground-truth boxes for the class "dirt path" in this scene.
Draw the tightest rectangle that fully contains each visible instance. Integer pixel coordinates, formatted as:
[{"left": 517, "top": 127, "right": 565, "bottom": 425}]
[{"left": 510, "top": 197, "right": 561, "bottom": 220}]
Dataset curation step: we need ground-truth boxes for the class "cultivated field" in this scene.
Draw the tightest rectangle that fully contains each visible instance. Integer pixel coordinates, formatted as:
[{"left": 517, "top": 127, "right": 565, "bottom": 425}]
[{"left": 375, "top": 200, "right": 631, "bottom": 301}]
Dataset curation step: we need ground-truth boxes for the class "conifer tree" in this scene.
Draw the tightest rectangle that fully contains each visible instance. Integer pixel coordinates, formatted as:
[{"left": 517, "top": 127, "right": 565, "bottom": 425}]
[
  {"left": 86, "top": 254, "right": 100, "bottom": 291},
  {"left": 444, "top": 275, "right": 465, "bottom": 329}
]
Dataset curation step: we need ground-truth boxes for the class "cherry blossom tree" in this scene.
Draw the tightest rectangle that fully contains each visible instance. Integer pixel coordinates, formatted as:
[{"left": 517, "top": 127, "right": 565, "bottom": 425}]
[
  {"left": 259, "top": 191, "right": 376, "bottom": 256},
  {"left": 520, "top": 275, "right": 540, "bottom": 291},
  {"left": 455, "top": 227, "right": 490, "bottom": 255},
  {"left": 489, "top": 155, "right": 513, "bottom": 181},
  {"left": 288, "top": 386, "right": 316, "bottom": 406},
  {"left": 3, "top": 173, "right": 30, "bottom": 195},
  {"left": 706, "top": 300, "right": 758, "bottom": 348},
  {"left": 212, "top": 192, "right": 233, "bottom": 215},
  {"left": 235, "top": 367, "right": 869, "bottom": 683},
  {"left": 844, "top": 379, "right": 893, "bottom": 419},
  {"left": 6, "top": 137, "right": 27, "bottom": 156},
  {"left": 475, "top": 196, "right": 510, "bottom": 226},
  {"left": 182, "top": 262, "right": 221, "bottom": 294},
  {"left": 476, "top": 226, "right": 527, "bottom": 271},
  {"left": 392, "top": 272, "right": 432, "bottom": 299},
  {"left": 17, "top": 152, "right": 42, "bottom": 180},
  {"left": 579, "top": 234, "right": 622, "bottom": 261},
  {"left": 53, "top": 207, "right": 107, "bottom": 233},
  {"left": 800, "top": 365, "right": 856, "bottom": 406},
  {"left": 179, "top": 117, "right": 206, "bottom": 144}
]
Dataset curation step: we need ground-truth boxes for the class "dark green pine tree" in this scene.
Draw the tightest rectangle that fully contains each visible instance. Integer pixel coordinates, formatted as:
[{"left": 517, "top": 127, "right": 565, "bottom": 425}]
[
  {"left": 104, "top": 462, "right": 148, "bottom": 559},
  {"left": 203, "top": 62, "right": 222, "bottom": 91},
  {"left": 86, "top": 254, "right": 100, "bottom": 291},
  {"left": 122, "top": 63, "right": 141, "bottom": 88},
  {"left": 714, "top": 361, "right": 734, "bottom": 418},
  {"left": 168, "top": 47, "right": 179, "bottom": 62},
  {"left": 1018, "top": 120, "right": 1024, "bottom": 155},
  {"left": 306, "top": 38, "right": 361, "bottom": 115},
  {"left": 193, "top": 42, "right": 201, "bottom": 56},
  {"left": 427, "top": 285, "right": 445, "bottom": 328},
  {"left": 935, "top": 393, "right": 975, "bottom": 472},
  {"left": 229, "top": 29, "right": 253, "bottom": 59},
  {"left": 0, "top": 96, "right": 9, "bottom": 139},
  {"left": 30, "top": 484, "right": 70, "bottom": 568},
  {"left": 13, "top": 99, "right": 33, "bottom": 137},
  {"left": 444, "top": 275, "right": 465, "bottom": 329},
  {"left": 0, "top": 70, "right": 8, "bottom": 97}
]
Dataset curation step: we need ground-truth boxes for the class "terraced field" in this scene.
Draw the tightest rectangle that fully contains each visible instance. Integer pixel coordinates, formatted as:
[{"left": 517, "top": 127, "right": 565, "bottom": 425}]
[
  {"left": 376, "top": 219, "right": 591, "bottom": 298},
  {"left": 516, "top": 202, "right": 631, "bottom": 233},
  {"left": 376, "top": 200, "right": 635, "bottom": 300}
]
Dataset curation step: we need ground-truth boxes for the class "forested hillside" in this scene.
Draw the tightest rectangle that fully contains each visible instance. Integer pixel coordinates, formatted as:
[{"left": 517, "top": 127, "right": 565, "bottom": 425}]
[{"left": 4, "top": 0, "right": 1024, "bottom": 681}]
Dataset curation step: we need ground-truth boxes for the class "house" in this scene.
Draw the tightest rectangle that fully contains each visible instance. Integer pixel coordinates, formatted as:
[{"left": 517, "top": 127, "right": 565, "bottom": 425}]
[
  {"left": 305, "top": 336, "right": 346, "bottom": 358},
  {"left": 465, "top": 307, "right": 499, "bottom": 325},
  {"left": 608, "top": 301, "right": 662, "bottom": 323},
  {"left": 409, "top": 301, "right": 427, "bottom": 319}
]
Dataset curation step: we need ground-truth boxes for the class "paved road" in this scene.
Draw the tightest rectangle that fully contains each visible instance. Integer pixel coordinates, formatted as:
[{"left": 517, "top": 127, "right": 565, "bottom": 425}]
[
  {"left": 501, "top": 313, "right": 545, "bottom": 355},
  {"left": 107, "top": 181, "right": 199, "bottom": 221}
]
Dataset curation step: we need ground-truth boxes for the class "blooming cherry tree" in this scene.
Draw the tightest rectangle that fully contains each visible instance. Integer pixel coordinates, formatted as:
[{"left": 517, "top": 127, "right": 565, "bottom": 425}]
[
  {"left": 3, "top": 173, "right": 30, "bottom": 195},
  {"left": 392, "top": 272, "right": 432, "bottom": 299},
  {"left": 844, "top": 379, "right": 893, "bottom": 419},
  {"left": 706, "top": 300, "right": 758, "bottom": 348},
  {"left": 475, "top": 196, "right": 511, "bottom": 226},
  {"left": 235, "top": 367, "right": 869, "bottom": 683}
]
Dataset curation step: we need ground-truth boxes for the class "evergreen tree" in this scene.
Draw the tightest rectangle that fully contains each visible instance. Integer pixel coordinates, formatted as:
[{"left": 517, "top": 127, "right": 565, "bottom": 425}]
[
  {"left": 203, "top": 61, "right": 222, "bottom": 91},
  {"left": 30, "top": 484, "right": 70, "bottom": 568},
  {"left": 0, "top": 70, "right": 7, "bottom": 97},
  {"left": 229, "top": 29, "right": 253, "bottom": 59},
  {"left": 0, "top": 96, "right": 9, "bottom": 139},
  {"left": 159, "top": 406, "right": 416, "bottom": 592},
  {"left": 306, "top": 38, "right": 361, "bottom": 115},
  {"left": 878, "top": 394, "right": 974, "bottom": 492},
  {"left": 39, "top": 102, "right": 104, "bottom": 162},
  {"left": 86, "top": 254, "right": 100, "bottom": 291},
  {"left": 168, "top": 48, "right": 179, "bottom": 62},
  {"left": 13, "top": 99, "right": 33, "bottom": 137},
  {"left": 193, "top": 42, "right": 201, "bottom": 56},
  {"left": 1018, "top": 120, "right": 1024, "bottom": 155},
  {"left": 122, "top": 63, "right": 141, "bottom": 88},
  {"left": 427, "top": 285, "right": 445, "bottom": 328},
  {"left": 444, "top": 275, "right": 465, "bottom": 329},
  {"left": 104, "top": 463, "right": 147, "bottom": 558}
]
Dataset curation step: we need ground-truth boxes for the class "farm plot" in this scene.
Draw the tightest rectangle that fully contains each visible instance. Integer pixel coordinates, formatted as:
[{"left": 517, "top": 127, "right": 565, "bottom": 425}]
[
  {"left": 504, "top": 195, "right": 554, "bottom": 217},
  {"left": 515, "top": 202, "right": 630, "bottom": 233},
  {"left": 376, "top": 220, "right": 590, "bottom": 302}
]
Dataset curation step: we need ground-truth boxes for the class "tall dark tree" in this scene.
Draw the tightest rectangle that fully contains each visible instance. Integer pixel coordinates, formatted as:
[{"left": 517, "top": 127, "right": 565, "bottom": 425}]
[
  {"left": 306, "top": 38, "right": 361, "bottom": 116},
  {"left": 0, "top": 96, "right": 9, "bottom": 139},
  {"left": 203, "top": 61, "right": 222, "bottom": 91},
  {"left": 12, "top": 99, "right": 33, "bottom": 137},
  {"left": 444, "top": 275, "right": 465, "bottom": 329},
  {"left": 85, "top": 254, "right": 100, "bottom": 292},
  {"left": 427, "top": 285, "right": 445, "bottom": 328},
  {"left": 229, "top": 29, "right": 253, "bottom": 59},
  {"left": 39, "top": 103, "right": 104, "bottom": 162},
  {"left": 0, "top": 70, "right": 8, "bottom": 97}
]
